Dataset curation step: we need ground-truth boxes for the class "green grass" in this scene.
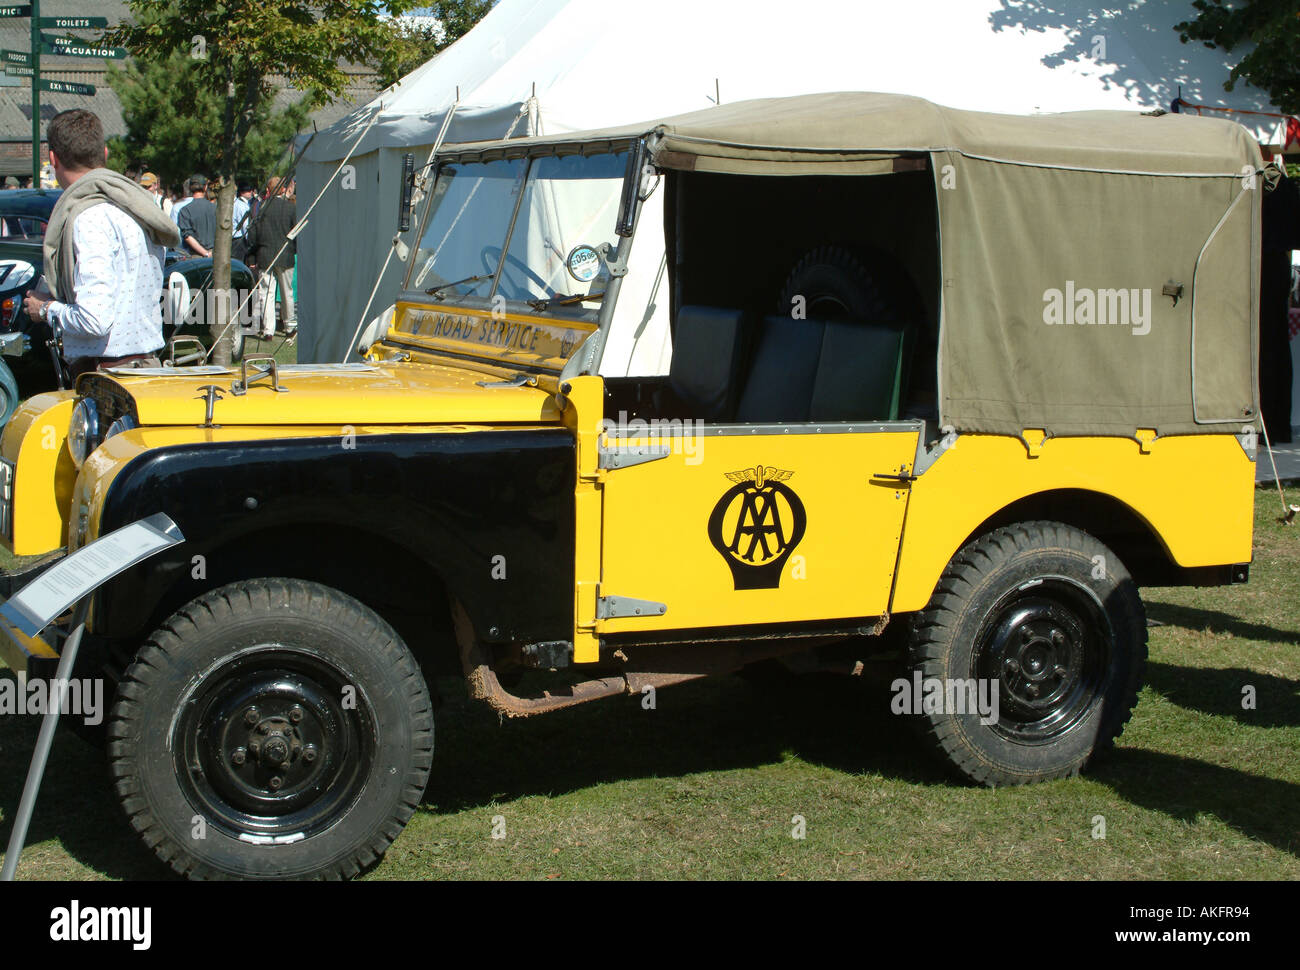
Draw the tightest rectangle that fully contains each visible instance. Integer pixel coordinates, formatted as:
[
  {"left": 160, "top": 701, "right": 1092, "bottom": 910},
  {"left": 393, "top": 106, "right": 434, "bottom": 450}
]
[
  {"left": 1, "top": 487, "right": 1297, "bottom": 880},
  {"left": 239, "top": 332, "right": 300, "bottom": 367}
]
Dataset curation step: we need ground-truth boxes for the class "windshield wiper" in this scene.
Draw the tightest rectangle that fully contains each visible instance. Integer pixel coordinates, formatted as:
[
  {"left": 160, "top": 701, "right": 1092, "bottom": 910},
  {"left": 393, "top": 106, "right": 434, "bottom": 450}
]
[
  {"left": 527, "top": 292, "right": 605, "bottom": 313},
  {"left": 426, "top": 273, "right": 492, "bottom": 299}
]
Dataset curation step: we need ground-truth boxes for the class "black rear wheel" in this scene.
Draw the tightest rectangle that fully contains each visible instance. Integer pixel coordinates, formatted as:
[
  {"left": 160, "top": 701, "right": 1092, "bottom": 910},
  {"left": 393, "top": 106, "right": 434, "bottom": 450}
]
[
  {"left": 906, "top": 522, "right": 1146, "bottom": 786},
  {"left": 108, "top": 578, "right": 433, "bottom": 879}
]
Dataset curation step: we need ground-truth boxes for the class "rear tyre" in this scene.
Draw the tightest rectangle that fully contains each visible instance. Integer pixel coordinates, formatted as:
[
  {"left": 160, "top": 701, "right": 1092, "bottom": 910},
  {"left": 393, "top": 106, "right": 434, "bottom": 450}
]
[
  {"left": 906, "top": 522, "right": 1146, "bottom": 786},
  {"left": 108, "top": 578, "right": 433, "bottom": 879}
]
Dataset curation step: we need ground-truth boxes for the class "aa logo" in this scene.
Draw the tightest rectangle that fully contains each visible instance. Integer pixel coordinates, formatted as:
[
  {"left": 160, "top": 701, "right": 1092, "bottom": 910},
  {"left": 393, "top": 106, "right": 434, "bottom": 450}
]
[{"left": 707, "top": 465, "right": 806, "bottom": 590}]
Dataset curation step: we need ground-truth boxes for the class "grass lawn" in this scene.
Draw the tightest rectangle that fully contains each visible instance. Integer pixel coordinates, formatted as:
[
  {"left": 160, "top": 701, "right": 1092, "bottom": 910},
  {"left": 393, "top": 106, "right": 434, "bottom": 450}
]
[{"left": 0, "top": 438, "right": 1296, "bottom": 879}]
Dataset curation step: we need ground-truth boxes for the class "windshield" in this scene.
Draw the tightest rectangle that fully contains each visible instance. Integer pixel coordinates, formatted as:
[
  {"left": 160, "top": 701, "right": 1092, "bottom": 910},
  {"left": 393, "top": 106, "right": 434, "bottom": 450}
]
[{"left": 408, "top": 150, "right": 628, "bottom": 318}]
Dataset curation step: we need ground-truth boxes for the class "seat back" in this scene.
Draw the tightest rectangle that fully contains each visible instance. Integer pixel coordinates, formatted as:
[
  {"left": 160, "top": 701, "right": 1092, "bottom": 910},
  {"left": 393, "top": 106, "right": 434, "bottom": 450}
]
[
  {"left": 666, "top": 305, "right": 750, "bottom": 421},
  {"left": 735, "top": 314, "right": 909, "bottom": 423},
  {"left": 810, "top": 319, "right": 908, "bottom": 421},
  {"left": 734, "top": 314, "right": 824, "bottom": 423}
]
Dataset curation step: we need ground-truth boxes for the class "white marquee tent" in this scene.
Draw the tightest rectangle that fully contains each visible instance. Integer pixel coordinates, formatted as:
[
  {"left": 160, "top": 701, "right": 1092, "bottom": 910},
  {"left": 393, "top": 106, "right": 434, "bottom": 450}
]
[{"left": 295, "top": 0, "right": 1286, "bottom": 366}]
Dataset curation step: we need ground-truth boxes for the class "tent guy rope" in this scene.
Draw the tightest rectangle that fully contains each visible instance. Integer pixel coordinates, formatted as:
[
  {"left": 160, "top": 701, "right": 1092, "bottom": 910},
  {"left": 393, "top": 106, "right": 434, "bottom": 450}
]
[{"left": 203, "top": 102, "right": 386, "bottom": 362}]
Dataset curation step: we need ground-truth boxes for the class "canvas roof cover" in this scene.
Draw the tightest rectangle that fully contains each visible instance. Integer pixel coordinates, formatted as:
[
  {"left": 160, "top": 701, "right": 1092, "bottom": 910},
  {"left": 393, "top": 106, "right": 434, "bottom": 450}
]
[
  {"left": 446, "top": 92, "right": 1264, "bottom": 437},
  {"left": 296, "top": 0, "right": 1287, "bottom": 376}
]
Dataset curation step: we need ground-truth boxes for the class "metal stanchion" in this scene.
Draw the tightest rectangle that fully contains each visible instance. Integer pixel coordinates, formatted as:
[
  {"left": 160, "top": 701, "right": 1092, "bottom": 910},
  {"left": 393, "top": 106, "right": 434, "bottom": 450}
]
[{"left": 1, "top": 597, "right": 91, "bottom": 881}]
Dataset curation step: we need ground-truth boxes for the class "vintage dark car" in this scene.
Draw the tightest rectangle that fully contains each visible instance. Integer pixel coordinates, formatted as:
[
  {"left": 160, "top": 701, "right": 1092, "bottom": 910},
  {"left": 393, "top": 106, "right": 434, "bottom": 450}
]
[{"left": 0, "top": 188, "right": 256, "bottom": 411}]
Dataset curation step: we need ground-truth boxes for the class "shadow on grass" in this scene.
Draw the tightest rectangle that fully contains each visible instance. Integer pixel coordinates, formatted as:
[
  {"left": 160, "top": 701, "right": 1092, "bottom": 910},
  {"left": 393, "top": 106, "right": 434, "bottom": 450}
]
[
  {"left": 4, "top": 664, "right": 1297, "bottom": 878},
  {"left": 423, "top": 672, "right": 954, "bottom": 816},
  {"left": 1144, "top": 601, "right": 1300, "bottom": 647},
  {"left": 1093, "top": 748, "right": 1300, "bottom": 859},
  {"left": 1146, "top": 662, "right": 1300, "bottom": 728},
  {"left": 0, "top": 672, "right": 175, "bottom": 880},
  {"left": 0, "top": 669, "right": 947, "bottom": 880}
]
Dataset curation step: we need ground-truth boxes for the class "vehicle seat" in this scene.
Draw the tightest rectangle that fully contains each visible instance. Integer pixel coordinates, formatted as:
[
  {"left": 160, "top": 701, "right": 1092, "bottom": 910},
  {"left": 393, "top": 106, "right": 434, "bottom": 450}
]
[
  {"left": 734, "top": 314, "right": 824, "bottom": 423},
  {"left": 810, "top": 318, "right": 909, "bottom": 421},
  {"left": 735, "top": 315, "right": 909, "bottom": 423},
  {"left": 662, "top": 305, "right": 750, "bottom": 421}
]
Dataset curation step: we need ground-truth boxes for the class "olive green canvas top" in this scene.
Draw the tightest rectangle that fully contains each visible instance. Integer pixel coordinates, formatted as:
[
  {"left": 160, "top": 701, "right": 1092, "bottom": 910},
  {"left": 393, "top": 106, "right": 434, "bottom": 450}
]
[{"left": 442, "top": 92, "right": 1267, "bottom": 437}]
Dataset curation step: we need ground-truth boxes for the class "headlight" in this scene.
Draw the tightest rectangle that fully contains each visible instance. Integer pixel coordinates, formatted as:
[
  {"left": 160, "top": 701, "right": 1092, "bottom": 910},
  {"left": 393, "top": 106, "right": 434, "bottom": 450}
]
[
  {"left": 105, "top": 413, "right": 138, "bottom": 441},
  {"left": 67, "top": 397, "right": 100, "bottom": 467}
]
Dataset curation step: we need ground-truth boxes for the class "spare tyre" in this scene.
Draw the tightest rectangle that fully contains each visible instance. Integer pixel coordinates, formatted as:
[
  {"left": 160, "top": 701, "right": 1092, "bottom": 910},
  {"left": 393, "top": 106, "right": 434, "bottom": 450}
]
[{"left": 777, "top": 245, "right": 920, "bottom": 323}]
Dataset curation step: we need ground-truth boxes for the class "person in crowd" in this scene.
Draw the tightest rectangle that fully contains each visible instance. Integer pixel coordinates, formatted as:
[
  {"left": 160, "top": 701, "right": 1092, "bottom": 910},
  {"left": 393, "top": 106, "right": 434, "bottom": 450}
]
[
  {"left": 21, "top": 109, "right": 179, "bottom": 378},
  {"left": 177, "top": 174, "right": 218, "bottom": 258},
  {"left": 170, "top": 173, "right": 204, "bottom": 227},
  {"left": 232, "top": 179, "right": 256, "bottom": 263},
  {"left": 247, "top": 175, "right": 297, "bottom": 336},
  {"left": 138, "top": 172, "right": 165, "bottom": 211}
]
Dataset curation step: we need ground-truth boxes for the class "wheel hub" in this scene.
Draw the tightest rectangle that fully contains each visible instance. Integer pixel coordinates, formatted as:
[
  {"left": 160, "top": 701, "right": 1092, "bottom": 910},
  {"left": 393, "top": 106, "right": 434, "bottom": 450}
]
[
  {"left": 974, "top": 580, "right": 1111, "bottom": 744},
  {"left": 176, "top": 648, "right": 373, "bottom": 840},
  {"left": 245, "top": 714, "right": 302, "bottom": 770}
]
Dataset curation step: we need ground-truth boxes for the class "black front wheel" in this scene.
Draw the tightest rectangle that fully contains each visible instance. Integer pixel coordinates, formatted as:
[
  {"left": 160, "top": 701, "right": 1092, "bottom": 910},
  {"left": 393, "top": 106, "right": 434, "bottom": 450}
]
[
  {"left": 906, "top": 522, "right": 1146, "bottom": 786},
  {"left": 108, "top": 579, "right": 433, "bottom": 879}
]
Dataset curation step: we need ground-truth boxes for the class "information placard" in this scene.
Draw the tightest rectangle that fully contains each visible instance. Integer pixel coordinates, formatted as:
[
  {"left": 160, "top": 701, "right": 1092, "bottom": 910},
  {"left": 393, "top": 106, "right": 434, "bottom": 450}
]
[{"left": 0, "top": 514, "right": 183, "bottom": 636}]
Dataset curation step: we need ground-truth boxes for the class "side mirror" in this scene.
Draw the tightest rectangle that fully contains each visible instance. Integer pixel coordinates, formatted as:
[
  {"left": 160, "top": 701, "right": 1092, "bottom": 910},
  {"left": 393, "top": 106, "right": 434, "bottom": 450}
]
[{"left": 398, "top": 152, "right": 415, "bottom": 233}]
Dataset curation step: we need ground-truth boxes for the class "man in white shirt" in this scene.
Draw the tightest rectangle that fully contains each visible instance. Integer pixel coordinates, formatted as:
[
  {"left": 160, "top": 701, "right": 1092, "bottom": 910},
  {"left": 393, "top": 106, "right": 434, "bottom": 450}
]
[{"left": 22, "top": 109, "right": 180, "bottom": 378}]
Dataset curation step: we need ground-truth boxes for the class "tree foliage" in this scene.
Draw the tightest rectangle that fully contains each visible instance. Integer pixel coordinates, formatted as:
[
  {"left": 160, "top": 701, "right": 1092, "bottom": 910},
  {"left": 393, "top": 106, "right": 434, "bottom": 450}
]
[
  {"left": 106, "top": 0, "right": 423, "bottom": 363},
  {"left": 1176, "top": 0, "right": 1300, "bottom": 116},
  {"left": 106, "top": 50, "right": 309, "bottom": 191},
  {"left": 376, "top": 2, "right": 495, "bottom": 87}
]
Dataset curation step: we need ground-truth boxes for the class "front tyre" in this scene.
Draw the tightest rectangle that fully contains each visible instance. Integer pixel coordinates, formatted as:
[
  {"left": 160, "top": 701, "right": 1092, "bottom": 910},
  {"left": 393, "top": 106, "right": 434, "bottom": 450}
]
[
  {"left": 108, "top": 579, "right": 433, "bottom": 880},
  {"left": 906, "top": 522, "right": 1146, "bottom": 786}
]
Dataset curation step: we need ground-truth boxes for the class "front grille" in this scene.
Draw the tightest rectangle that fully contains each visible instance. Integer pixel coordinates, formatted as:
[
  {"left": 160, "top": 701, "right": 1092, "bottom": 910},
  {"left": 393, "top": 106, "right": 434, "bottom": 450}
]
[{"left": 79, "top": 374, "right": 139, "bottom": 433}]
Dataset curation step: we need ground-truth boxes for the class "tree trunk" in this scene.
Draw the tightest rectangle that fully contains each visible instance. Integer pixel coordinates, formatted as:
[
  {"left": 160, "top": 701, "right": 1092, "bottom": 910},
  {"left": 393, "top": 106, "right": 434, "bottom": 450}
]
[{"left": 210, "top": 175, "right": 238, "bottom": 366}]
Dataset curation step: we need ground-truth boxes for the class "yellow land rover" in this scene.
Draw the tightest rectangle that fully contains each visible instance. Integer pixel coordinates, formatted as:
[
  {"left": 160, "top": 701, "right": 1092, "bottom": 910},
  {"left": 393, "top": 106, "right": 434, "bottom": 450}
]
[{"left": 0, "top": 93, "right": 1263, "bottom": 879}]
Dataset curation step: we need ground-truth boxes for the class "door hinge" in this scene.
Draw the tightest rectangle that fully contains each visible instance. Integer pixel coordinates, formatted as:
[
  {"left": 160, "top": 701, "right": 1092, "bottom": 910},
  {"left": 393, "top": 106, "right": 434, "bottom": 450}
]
[
  {"left": 598, "top": 441, "right": 671, "bottom": 469},
  {"left": 597, "top": 594, "right": 667, "bottom": 619}
]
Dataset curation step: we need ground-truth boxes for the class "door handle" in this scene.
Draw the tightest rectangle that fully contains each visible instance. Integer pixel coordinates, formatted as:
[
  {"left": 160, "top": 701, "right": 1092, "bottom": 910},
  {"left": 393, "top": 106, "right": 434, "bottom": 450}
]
[{"left": 870, "top": 470, "right": 917, "bottom": 485}]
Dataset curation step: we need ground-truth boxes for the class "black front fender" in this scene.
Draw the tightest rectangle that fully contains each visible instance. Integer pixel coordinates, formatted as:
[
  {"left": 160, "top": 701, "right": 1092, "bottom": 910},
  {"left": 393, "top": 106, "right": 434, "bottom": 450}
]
[{"left": 96, "top": 428, "right": 576, "bottom": 647}]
